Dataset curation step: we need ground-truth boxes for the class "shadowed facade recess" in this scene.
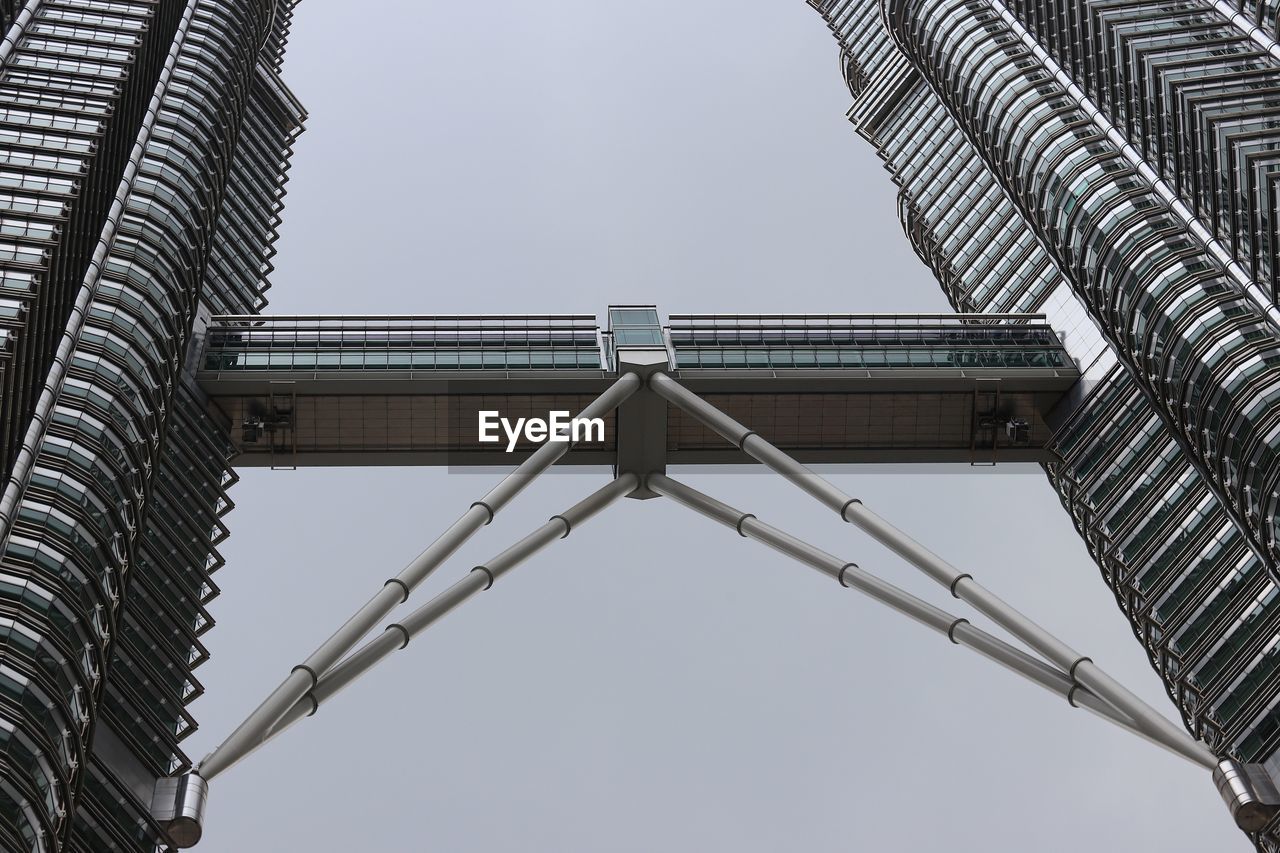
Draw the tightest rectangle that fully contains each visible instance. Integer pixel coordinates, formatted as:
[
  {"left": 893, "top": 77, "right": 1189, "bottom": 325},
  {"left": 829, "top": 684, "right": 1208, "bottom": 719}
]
[
  {"left": 0, "top": 0, "right": 302, "bottom": 850},
  {"left": 807, "top": 0, "right": 1280, "bottom": 847}
]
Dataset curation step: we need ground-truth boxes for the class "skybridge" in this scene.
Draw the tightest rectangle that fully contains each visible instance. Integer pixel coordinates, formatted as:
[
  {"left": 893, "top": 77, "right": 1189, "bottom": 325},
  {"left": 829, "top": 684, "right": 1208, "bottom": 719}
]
[
  {"left": 194, "top": 306, "right": 1081, "bottom": 469},
  {"left": 165, "top": 313, "right": 1253, "bottom": 849}
]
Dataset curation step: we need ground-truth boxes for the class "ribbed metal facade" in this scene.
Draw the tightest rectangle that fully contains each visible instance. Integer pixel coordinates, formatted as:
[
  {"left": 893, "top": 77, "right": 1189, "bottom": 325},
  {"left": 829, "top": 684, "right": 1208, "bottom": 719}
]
[
  {"left": 0, "top": 1, "right": 301, "bottom": 850},
  {"left": 807, "top": 0, "right": 1280, "bottom": 847}
]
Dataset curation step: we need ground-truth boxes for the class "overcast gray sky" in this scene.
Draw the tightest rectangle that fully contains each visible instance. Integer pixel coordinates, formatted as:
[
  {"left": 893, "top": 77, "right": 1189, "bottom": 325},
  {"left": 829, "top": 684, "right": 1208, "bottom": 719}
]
[{"left": 183, "top": 2, "right": 1244, "bottom": 850}]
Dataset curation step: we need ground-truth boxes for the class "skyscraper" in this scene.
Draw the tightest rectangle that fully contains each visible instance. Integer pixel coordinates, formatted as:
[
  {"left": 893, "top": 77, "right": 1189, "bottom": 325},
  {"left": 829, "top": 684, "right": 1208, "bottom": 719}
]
[
  {"left": 807, "top": 0, "right": 1280, "bottom": 847},
  {"left": 0, "top": 1, "right": 301, "bottom": 850}
]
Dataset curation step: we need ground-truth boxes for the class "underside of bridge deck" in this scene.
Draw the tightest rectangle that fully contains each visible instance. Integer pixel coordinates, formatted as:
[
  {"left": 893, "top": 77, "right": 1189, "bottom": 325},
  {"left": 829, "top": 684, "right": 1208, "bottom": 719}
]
[{"left": 193, "top": 308, "right": 1082, "bottom": 468}]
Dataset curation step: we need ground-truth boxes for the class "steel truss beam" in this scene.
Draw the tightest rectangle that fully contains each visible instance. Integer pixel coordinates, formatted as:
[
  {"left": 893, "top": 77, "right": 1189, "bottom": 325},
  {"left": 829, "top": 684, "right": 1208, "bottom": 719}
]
[
  {"left": 648, "top": 371, "right": 1211, "bottom": 765},
  {"left": 647, "top": 472, "right": 1214, "bottom": 768},
  {"left": 195, "top": 373, "right": 641, "bottom": 781},
  {"left": 261, "top": 473, "right": 638, "bottom": 746}
]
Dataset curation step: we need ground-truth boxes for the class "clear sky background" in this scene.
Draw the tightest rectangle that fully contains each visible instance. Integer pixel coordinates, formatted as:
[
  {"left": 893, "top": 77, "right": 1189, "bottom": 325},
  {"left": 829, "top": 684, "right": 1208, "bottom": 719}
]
[{"left": 183, "top": 2, "right": 1245, "bottom": 850}]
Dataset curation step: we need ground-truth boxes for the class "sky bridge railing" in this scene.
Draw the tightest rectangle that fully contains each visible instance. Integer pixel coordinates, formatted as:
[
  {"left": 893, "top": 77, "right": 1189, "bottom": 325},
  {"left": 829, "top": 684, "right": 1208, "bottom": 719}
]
[
  {"left": 208, "top": 314, "right": 601, "bottom": 326},
  {"left": 667, "top": 312, "right": 1050, "bottom": 327},
  {"left": 202, "top": 349, "right": 606, "bottom": 371},
  {"left": 203, "top": 331, "right": 601, "bottom": 347},
  {"left": 672, "top": 347, "right": 1074, "bottom": 370},
  {"left": 669, "top": 329, "right": 1064, "bottom": 345}
]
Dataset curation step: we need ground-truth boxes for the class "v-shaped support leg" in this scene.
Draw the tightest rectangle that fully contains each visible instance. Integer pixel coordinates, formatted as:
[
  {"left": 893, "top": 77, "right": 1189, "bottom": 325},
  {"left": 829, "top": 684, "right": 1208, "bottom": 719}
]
[
  {"left": 260, "top": 473, "right": 638, "bottom": 749},
  {"left": 194, "top": 373, "right": 640, "bottom": 784},
  {"left": 649, "top": 372, "right": 1214, "bottom": 766},
  {"left": 649, "top": 472, "right": 1215, "bottom": 768},
  {"left": 161, "top": 472, "right": 637, "bottom": 847}
]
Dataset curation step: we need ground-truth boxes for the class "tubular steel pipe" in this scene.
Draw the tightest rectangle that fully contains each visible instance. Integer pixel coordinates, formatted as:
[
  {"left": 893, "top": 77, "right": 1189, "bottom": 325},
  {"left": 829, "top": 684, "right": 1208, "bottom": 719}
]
[
  {"left": 648, "top": 373, "right": 1211, "bottom": 763},
  {"left": 259, "top": 473, "right": 638, "bottom": 747},
  {"left": 0, "top": 1, "right": 43, "bottom": 67},
  {"left": 648, "top": 473, "right": 1216, "bottom": 769},
  {"left": 197, "top": 375, "right": 641, "bottom": 780}
]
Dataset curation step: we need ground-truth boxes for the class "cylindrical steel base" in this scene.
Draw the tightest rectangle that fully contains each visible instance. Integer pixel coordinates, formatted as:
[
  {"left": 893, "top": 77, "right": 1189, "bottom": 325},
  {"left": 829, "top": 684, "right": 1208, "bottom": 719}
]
[
  {"left": 1215, "top": 759, "right": 1280, "bottom": 832},
  {"left": 152, "top": 772, "right": 208, "bottom": 848}
]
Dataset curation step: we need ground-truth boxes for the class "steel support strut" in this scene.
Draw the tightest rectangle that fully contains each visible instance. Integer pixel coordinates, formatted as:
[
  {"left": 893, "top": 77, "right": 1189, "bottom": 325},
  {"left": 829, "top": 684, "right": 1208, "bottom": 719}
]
[
  {"left": 649, "top": 372, "right": 1211, "bottom": 762},
  {"left": 257, "top": 473, "right": 639, "bottom": 747},
  {"left": 648, "top": 473, "right": 1215, "bottom": 768},
  {"left": 197, "top": 374, "right": 641, "bottom": 781}
]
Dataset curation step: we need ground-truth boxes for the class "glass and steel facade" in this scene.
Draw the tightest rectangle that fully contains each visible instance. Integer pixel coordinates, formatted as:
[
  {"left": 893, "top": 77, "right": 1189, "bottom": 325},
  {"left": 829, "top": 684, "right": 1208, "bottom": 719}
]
[
  {"left": 0, "top": 1, "right": 301, "bottom": 850},
  {"left": 806, "top": 0, "right": 1280, "bottom": 846}
]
